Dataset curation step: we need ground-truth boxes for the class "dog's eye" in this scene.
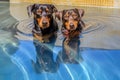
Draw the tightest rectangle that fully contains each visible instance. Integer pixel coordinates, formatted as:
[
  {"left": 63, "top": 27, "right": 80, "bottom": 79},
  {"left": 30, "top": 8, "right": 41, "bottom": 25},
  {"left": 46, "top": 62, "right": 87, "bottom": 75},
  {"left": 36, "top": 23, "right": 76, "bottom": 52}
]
[
  {"left": 36, "top": 15, "right": 41, "bottom": 18},
  {"left": 46, "top": 11, "right": 50, "bottom": 14},
  {"left": 64, "top": 15, "right": 69, "bottom": 20},
  {"left": 72, "top": 14, "right": 78, "bottom": 19},
  {"left": 46, "top": 11, "right": 51, "bottom": 15},
  {"left": 46, "top": 9, "right": 49, "bottom": 12},
  {"left": 37, "top": 10, "right": 42, "bottom": 14},
  {"left": 46, "top": 9, "right": 50, "bottom": 13}
]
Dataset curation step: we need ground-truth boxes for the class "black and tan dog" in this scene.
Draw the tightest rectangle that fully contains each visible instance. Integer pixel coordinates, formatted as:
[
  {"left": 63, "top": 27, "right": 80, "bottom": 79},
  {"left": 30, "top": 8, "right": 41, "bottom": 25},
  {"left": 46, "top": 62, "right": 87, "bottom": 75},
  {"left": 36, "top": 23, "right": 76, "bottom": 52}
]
[
  {"left": 27, "top": 4, "right": 58, "bottom": 73},
  {"left": 56, "top": 8, "right": 84, "bottom": 63},
  {"left": 27, "top": 4, "right": 58, "bottom": 43},
  {"left": 55, "top": 8, "right": 85, "bottom": 40}
]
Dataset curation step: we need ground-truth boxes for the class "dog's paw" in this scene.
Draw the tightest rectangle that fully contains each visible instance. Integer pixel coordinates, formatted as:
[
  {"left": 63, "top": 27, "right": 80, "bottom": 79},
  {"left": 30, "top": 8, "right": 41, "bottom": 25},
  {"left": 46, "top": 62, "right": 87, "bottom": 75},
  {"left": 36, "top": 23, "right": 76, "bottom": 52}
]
[{"left": 40, "top": 40, "right": 45, "bottom": 43}]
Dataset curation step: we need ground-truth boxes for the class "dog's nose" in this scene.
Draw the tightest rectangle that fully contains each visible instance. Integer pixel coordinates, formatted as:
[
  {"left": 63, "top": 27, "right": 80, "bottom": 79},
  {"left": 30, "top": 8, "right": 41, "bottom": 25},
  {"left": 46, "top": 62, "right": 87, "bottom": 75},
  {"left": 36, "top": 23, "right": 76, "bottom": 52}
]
[
  {"left": 70, "top": 23, "right": 74, "bottom": 28},
  {"left": 42, "top": 21, "right": 47, "bottom": 25}
]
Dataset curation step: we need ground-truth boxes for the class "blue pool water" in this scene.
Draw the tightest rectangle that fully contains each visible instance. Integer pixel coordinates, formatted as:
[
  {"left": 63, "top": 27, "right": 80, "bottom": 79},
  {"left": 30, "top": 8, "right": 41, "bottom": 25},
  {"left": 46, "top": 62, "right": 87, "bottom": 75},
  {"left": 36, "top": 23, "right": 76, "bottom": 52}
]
[
  {"left": 0, "top": 2, "right": 120, "bottom": 80},
  {"left": 2, "top": 40, "right": 120, "bottom": 80}
]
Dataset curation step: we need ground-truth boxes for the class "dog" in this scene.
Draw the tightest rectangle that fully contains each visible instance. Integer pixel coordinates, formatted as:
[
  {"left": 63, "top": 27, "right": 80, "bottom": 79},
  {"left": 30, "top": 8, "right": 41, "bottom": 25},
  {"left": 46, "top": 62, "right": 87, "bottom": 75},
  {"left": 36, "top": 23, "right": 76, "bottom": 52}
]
[
  {"left": 56, "top": 8, "right": 84, "bottom": 63},
  {"left": 27, "top": 4, "right": 59, "bottom": 73},
  {"left": 27, "top": 4, "right": 58, "bottom": 43},
  {"left": 55, "top": 8, "right": 85, "bottom": 40}
]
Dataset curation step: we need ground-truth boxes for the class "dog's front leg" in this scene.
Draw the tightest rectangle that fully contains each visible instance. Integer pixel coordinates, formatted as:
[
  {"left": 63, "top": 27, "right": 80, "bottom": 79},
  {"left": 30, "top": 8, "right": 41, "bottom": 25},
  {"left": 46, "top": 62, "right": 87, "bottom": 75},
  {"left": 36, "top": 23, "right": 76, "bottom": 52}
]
[
  {"left": 33, "top": 33, "right": 44, "bottom": 43},
  {"left": 69, "top": 31, "right": 80, "bottom": 39}
]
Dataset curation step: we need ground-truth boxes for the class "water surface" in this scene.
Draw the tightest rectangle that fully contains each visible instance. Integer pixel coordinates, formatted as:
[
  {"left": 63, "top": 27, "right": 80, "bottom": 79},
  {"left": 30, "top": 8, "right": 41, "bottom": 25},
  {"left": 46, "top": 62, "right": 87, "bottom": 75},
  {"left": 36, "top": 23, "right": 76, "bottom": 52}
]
[{"left": 0, "top": 2, "right": 120, "bottom": 80}]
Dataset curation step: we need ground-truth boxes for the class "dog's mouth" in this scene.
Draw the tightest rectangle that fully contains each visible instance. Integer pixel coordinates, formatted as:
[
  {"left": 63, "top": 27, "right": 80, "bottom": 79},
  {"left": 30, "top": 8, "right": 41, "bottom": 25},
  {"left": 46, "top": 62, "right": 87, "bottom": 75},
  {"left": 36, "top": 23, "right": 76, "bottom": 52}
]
[
  {"left": 37, "top": 18, "right": 50, "bottom": 29},
  {"left": 64, "top": 20, "right": 78, "bottom": 31},
  {"left": 42, "top": 23, "right": 50, "bottom": 29},
  {"left": 66, "top": 24, "right": 77, "bottom": 31},
  {"left": 69, "top": 26, "right": 76, "bottom": 31}
]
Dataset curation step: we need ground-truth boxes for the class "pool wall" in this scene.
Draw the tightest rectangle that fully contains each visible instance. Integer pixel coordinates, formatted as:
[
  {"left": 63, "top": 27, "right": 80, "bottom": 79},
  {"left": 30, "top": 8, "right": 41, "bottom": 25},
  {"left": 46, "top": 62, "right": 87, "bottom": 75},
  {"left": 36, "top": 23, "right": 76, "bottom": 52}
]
[{"left": 10, "top": 0, "right": 120, "bottom": 8}]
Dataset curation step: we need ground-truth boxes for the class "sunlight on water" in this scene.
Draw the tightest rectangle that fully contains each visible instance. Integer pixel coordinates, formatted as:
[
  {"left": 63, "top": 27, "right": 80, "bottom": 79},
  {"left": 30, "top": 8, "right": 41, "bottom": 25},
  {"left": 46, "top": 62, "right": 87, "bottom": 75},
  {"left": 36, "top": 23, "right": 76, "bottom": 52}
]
[
  {"left": 11, "top": 57, "right": 29, "bottom": 80},
  {"left": 64, "top": 64, "right": 75, "bottom": 80},
  {"left": 80, "top": 64, "right": 90, "bottom": 80},
  {"left": 57, "top": 71, "right": 64, "bottom": 80}
]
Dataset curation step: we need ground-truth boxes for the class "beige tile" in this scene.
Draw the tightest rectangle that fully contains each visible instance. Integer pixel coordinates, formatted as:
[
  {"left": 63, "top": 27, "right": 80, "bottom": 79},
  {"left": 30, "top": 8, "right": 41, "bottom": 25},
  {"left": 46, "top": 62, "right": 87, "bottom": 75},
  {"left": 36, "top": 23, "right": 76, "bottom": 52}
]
[{"left": 10, "top": 0, "right": 118, "bottom": 7}]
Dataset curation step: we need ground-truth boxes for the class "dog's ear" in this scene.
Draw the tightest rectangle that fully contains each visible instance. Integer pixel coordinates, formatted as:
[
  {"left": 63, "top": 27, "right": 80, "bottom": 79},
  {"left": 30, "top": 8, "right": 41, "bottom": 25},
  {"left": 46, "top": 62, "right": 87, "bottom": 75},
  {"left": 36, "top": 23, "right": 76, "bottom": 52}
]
[
  {"left": 49, "top": 4, "right": 58, "bottom": 13},
  {"left": 55, "top": 11, "right": 62, "bottom": 21},
  {"left": 78, "top": 9, "right": 84, "bottom": 18},
  {"left": 27, "top": 5, "right": 33, "bottom": 17},
  {"left": 27, "top": 4, "right": 38, "bottom": 17}
]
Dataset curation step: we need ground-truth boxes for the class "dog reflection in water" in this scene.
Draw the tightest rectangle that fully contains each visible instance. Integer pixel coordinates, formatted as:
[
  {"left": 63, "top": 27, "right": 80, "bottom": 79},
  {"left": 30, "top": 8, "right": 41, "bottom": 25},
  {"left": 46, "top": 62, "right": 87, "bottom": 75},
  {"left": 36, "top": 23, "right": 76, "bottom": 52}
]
[
  {"left": 57, "top": 37, "right": 83, "bottom": 64},
  {"left": 32, "top": 40, "right": 58, "bottom": 73}
]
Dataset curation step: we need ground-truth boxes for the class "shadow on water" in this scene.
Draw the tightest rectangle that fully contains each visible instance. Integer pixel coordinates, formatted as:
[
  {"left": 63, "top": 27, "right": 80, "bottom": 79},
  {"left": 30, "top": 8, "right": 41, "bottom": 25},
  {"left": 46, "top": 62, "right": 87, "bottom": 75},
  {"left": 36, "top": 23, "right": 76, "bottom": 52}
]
[
  {"left": 32, "top": 35, "right": 59, "bottom": 73},
  {"left": 0, "top": 2, "right": 120, "bottom": 80}
]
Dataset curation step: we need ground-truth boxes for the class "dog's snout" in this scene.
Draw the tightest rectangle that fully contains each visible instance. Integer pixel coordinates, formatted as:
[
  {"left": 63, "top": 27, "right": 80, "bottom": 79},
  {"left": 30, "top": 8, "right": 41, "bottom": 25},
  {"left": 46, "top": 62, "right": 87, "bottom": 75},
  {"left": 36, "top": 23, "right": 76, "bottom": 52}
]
[
  {"left": 70, "top": 23, "right": 74, "bottom": 28},
  {"left": 42, "top": 21, "right": 47, "bottom": 25},
  {"left": 69, "top": 16, "right": 73, "bottom": 20}
]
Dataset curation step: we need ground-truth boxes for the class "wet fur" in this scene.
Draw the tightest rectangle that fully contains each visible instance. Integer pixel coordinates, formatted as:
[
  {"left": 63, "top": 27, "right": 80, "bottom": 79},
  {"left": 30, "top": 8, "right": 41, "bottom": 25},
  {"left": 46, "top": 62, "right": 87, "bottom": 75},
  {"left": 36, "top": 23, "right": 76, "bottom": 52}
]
[
  {"left": 27, "top": 4, "right": 58, "bottom": 73},
  {"left": 27, "top": 4, "right": 58, "bottom": 43}
]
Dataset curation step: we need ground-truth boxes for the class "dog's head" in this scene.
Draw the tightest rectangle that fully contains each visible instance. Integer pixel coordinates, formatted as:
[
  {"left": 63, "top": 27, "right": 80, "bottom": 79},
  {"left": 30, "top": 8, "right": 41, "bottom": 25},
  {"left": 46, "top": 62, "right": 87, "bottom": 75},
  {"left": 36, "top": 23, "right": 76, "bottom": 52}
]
[
  {"left": 27, "top": 4, "right": 58, "bottom": 29},
  {"left": 55, "top": 8, "right": 84, "bottom": 31}
]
